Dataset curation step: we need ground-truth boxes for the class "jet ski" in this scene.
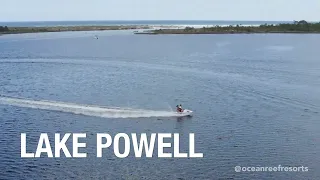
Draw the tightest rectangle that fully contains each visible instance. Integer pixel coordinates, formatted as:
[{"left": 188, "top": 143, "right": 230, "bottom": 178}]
[
  {"left": 176, "top": 109, "right": 193, "bottom": 116},
  {"left": 175, "top": 104, "right": 193, "bottom": 116}
]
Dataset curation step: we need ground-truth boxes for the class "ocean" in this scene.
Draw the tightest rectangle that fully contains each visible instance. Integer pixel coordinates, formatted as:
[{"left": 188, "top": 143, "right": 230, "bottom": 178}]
[{"left": 0, "top": 26, "right": 319, "bottom": 179}]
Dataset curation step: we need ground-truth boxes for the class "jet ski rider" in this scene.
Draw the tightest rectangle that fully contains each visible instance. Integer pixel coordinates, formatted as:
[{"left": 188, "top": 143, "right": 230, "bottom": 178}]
[{"left": 176, "top": 104, "right": 183, "bottom": 112}]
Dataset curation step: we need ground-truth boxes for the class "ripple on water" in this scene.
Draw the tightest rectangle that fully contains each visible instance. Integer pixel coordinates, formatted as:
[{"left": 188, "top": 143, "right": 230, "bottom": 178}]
[{"left": 0, "top": 33, "right": 320, "bottom": 180}]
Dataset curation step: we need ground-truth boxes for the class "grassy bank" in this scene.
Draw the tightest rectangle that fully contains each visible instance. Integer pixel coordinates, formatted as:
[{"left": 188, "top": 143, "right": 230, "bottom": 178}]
[
  {"left": 135, "top": 20, "right": 320, "bottom": 35},
  {"left": 0, "top": 25, "right": 150, "bottom": 35}
]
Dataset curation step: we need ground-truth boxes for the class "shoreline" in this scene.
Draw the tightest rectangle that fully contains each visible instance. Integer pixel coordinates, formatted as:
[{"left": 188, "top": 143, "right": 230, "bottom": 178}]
[
  {"left": 135, "top": 31, "right": 320, "bottom": 35},
  {"left": 136, "top": 21, "right": 320, "bottom": 35},
  {"left": 0, "top": 25, "right": 150, "bottom": 35},
  {"left": 1, "top": 20, "right": 320, "bottom": 35}
]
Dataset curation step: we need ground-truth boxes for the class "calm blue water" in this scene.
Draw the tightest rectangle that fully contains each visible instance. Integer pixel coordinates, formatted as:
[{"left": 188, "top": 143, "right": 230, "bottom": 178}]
[
  {"left": 0, "top": 20, "right": 292, "bottom": 27},
  {"left": 0, "top": 30, "right": 319, "bottom": 180}
]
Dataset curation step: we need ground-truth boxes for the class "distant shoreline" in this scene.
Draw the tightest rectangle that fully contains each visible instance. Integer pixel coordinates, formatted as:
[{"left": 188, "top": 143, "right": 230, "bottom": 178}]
[
  {"left": 135, "top": 31, "right": 320, "bottom": 35},
  {"left": 0, "top": 25, "right": 150, "bottom": 35},
  {"left": 1, "top": 20, "right": 320, "bottom": 35},
  {"left": 0, "top": 20, "right": 294, "bottom": 35},
  {"left": 135, "top": 20, "right": 320, "bottom": 35}
]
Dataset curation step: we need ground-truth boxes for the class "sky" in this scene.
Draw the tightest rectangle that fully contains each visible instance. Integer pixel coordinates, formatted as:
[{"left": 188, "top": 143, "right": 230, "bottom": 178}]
[{"left": 1, "top": 0, "right": 319, "bottom": 22}]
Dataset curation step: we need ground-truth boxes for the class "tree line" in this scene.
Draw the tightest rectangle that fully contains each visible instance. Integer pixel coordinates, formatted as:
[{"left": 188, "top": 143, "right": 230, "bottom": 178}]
[
  {"left": 179, "top": 20, "right": 320, "bottom": 33},
  {"left": 0, "top": 26, "right": 9, "bottom": 32}
]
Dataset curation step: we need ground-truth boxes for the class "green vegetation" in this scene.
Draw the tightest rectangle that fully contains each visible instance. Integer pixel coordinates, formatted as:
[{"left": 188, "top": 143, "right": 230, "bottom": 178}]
[
  {"left": 2, "top": 20, "right": 320, "bottom": 35},
  {"left": 0, "top": 26, "right": 9, "bottom": 32},
  {"left": 0, "top": 25, "right": 150, "bottom": 35},
  {"left": 136, "top": 20, "right": 320, "bottom": 34}
]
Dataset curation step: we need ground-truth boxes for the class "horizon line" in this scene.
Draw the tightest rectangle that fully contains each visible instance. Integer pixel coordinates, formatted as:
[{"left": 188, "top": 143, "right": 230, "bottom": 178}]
[{"left": 0, "top": 19, "right": 308, "bottom": 23}]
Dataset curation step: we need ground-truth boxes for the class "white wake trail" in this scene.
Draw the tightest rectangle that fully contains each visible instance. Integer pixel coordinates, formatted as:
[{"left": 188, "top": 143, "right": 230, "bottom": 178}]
[{"left": 0, "top": 96, "right": 184, "bottom": 118}]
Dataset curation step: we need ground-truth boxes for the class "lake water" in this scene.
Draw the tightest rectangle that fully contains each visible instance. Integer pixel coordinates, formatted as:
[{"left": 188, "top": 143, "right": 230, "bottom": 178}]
[{"left": 0, "top": 30, "right": 319, "bottom": 179}]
